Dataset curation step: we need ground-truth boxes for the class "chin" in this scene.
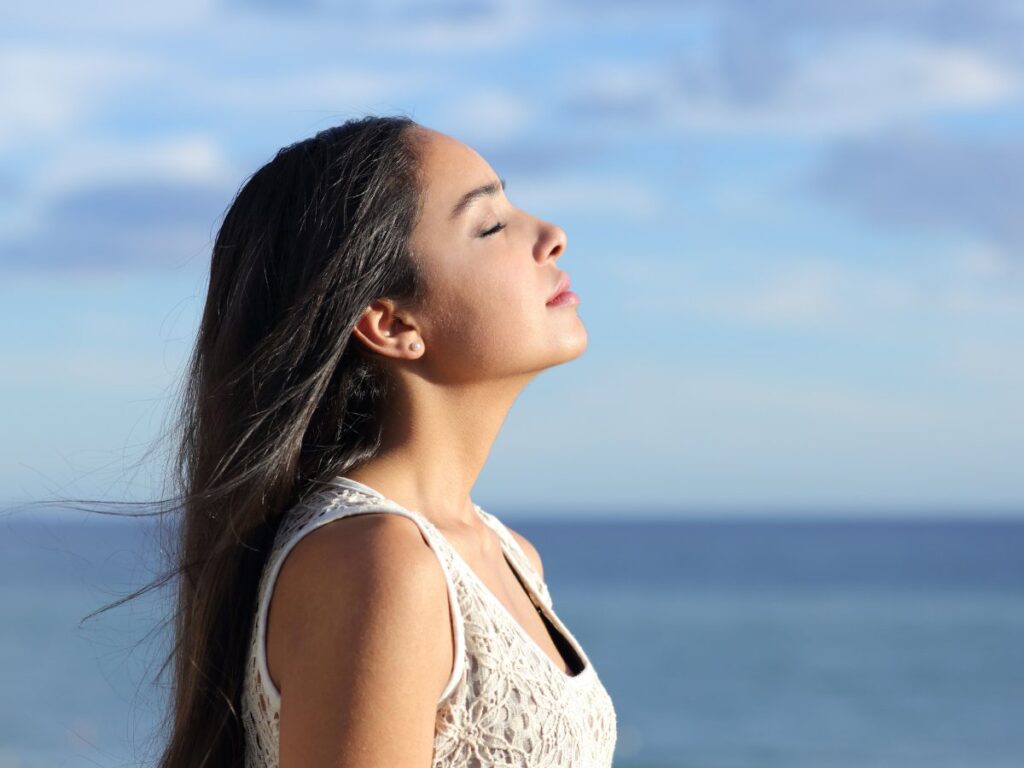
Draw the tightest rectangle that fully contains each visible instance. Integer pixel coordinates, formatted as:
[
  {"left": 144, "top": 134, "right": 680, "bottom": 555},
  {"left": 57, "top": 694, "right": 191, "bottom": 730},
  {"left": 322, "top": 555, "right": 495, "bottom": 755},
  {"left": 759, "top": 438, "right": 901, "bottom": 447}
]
[
  {"left": 553, "top": 325, "right": 589, "bottom": 364},
  {"left": 516, "top": 318, "right": 588, "bottom": 373}
]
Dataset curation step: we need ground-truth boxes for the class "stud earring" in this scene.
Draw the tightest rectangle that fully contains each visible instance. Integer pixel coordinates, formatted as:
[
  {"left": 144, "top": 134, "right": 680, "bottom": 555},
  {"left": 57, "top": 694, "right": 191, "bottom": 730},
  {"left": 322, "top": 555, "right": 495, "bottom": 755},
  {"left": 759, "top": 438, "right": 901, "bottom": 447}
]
[{"left": 410, "top": 341, "right": 422, "bottom": 351}]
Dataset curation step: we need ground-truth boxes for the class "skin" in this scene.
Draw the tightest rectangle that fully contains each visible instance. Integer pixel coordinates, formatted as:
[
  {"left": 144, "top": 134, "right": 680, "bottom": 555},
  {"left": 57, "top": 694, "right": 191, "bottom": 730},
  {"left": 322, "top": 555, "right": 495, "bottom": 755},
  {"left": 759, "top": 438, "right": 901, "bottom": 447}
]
[{"left": 270, "top": 126, "right": 586, "bottom": 767}]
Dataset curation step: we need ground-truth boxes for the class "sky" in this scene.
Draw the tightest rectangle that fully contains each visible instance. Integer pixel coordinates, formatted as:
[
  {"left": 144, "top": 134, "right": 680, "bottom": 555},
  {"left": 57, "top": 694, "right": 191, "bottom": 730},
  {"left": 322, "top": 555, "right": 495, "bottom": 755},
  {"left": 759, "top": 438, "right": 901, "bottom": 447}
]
[{"left": 1, "top": 0, "right": 1022, "bottom": 517}]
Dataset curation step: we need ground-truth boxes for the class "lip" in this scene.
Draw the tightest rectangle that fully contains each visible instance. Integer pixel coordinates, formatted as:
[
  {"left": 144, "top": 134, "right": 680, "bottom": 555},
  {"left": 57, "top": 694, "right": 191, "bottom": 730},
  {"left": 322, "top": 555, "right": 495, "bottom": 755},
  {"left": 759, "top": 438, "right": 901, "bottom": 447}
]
[{"left": 546, "top": 273, "right": 571, "bottom": 305}]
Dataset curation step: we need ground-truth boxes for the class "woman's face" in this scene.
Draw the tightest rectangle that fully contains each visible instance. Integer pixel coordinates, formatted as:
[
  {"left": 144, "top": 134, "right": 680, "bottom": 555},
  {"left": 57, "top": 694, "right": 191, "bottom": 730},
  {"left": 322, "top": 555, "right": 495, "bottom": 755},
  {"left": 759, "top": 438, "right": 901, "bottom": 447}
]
[{"left": 400, "top": 127, "right": 587, "bottom": 383}]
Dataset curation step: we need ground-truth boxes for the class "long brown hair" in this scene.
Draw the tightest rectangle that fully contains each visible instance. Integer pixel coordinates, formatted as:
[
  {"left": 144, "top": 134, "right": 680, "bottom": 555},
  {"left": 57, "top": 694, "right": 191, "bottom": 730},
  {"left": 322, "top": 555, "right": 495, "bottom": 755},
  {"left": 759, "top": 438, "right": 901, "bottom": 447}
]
[{"left": 26, "top": 113, "right": 430, "bottom": 766}]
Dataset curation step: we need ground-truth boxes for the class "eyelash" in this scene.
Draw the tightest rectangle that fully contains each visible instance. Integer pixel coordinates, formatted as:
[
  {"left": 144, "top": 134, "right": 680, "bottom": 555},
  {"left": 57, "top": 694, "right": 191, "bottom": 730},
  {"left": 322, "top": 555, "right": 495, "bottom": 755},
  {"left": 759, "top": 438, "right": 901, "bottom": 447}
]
[{"left": 480, "top": 222, "right": 506, "bottom": 238}]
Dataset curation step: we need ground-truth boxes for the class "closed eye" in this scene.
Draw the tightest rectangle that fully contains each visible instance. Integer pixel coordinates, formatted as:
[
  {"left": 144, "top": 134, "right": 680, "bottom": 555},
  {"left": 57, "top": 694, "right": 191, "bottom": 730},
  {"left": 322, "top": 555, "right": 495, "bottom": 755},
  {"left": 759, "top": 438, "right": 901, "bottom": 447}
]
[{"left": 480, "top": 222, "right": 506, "bottom": 237}]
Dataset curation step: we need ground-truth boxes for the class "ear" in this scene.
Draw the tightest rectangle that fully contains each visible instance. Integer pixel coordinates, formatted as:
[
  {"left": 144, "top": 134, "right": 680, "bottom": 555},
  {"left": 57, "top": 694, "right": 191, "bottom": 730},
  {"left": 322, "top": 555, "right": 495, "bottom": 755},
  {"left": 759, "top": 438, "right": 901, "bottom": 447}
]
[{"left": 351, "top": 298, "right": 424, "bottom": 360}]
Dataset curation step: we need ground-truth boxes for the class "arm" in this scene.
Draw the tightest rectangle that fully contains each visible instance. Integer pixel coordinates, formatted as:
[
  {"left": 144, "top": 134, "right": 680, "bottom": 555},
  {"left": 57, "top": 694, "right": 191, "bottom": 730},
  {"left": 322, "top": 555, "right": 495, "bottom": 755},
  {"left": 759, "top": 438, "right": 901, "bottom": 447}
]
[{"left": 268, "top": 513, "right": 453, "bottom": 768}]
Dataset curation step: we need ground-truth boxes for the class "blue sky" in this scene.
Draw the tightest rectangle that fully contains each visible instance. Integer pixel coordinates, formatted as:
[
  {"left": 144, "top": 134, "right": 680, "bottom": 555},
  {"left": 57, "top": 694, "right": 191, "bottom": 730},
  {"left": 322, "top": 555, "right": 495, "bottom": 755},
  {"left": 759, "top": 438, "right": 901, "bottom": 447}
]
[{"left": 2, "top": 0, "right": 1022, "bottom": 517}]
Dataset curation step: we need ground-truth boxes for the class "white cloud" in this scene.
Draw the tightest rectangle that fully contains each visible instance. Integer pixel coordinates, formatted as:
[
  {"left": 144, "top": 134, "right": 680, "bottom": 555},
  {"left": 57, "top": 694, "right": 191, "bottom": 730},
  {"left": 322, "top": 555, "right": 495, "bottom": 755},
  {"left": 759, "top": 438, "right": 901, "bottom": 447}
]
[
  {"left": 0, "top": 46, "right": 162, "bottom": 146},
  {"left": 513, "top": 177, "right": 665, "bottom": 221},
  {"left": 191, "top": 68, "right": 435, "bottom": 113},
  {"left": 439, "top": 89, "right": 537, "bottom": 144},
  {"left": 689, "top": 265, "right": 842, "bottom": 326},
  {"left": 361, "top": 0, "right": 542, "bottom": 52},
  {"left": 497, "top": 358, "right": 1024, "bottom": 510},
  {"left": 940, "top": 284, "right": 1024, "bottom": 320},
  {"left": 1, "top": 134, "right": 234, "bottom": 242},
  {"left": 673, "top": 37, "right": 1020, "bottom": 137},
  {"left": 608, "top": 258, "right": 847, "bottom": 327},
  {"left": 945, "top": 337, "right": 1024, "bottom": 388},
  {"left": 937, "top": 243, "right": 1024, "bottom": 318},
  {"left": 954, "top": 243, "right": 1022, "bottom": 280},
  {"left": 34, "top": 135, "right": 232, "bottom": 195},
  {"left": 0, "top": 348, "right": 173, "bottom": 388},
  {"left": 565, "top": 37, "right": 1020, "bottom": 139},
  {"left": 608, "top": 248, "right": 1024, "bottom": 331},
  {"left": 2, "top": 0, "right": 215, "bottom": 30}
]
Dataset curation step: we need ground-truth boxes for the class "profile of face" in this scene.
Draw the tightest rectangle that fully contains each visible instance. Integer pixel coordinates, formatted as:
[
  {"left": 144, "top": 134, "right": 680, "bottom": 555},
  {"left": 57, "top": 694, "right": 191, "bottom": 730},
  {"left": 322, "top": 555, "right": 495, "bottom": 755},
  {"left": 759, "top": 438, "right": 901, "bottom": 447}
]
[{"left": 356, "top": 126, "right": 587, "bottom": 385}]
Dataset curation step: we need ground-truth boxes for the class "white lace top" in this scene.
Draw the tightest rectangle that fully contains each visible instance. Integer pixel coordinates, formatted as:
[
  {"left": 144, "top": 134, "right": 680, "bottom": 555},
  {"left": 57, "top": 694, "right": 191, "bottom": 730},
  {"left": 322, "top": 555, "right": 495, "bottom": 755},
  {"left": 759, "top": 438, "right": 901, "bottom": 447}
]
[{"left": 241, "top": 476, "right": 618, "bottom": 767}]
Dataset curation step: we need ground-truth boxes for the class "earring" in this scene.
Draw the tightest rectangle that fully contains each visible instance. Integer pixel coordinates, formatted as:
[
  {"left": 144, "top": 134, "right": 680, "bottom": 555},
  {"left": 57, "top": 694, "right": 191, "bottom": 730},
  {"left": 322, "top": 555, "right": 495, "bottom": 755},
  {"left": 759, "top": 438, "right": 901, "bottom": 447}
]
[{"left": 410, "top": 341, "right": 422, "bottom": 351}]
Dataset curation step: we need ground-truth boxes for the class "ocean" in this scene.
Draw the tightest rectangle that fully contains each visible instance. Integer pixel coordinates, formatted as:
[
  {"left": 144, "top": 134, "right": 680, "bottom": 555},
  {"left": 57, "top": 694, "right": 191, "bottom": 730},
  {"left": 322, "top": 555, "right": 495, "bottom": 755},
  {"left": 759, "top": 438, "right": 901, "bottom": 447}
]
[{"left": 1, "top": 511, "right": 1022, "bottom": 767}]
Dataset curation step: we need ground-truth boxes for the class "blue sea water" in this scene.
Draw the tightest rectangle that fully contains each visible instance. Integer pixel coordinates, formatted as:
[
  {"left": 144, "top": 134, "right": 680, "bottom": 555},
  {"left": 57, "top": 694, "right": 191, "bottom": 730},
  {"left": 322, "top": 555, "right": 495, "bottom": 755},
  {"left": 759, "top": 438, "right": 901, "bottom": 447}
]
[{"left": 1, "top": 510, "right": 1022, "bottom": 767}]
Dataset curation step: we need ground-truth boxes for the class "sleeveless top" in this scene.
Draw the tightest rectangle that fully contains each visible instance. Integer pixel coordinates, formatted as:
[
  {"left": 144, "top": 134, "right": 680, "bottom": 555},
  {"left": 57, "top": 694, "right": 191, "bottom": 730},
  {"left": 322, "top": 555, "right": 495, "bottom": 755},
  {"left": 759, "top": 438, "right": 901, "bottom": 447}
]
[{"left": 241, "top": 476, "right": 618, "bottom": 767}]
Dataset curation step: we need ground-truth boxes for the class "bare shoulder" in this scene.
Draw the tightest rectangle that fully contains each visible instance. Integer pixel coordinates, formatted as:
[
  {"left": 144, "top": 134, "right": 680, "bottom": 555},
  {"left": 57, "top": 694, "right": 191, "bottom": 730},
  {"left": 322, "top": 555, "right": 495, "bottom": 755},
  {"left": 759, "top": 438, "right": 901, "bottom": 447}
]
[
  {"left": 271, "top": 512, "right": 448, "bottom": 630},
  {"left": 504, "top": 524, "right": 545, "bottom": 581},
  {"left": 267, "top": 512, "right": 453, "bottom": 767}
]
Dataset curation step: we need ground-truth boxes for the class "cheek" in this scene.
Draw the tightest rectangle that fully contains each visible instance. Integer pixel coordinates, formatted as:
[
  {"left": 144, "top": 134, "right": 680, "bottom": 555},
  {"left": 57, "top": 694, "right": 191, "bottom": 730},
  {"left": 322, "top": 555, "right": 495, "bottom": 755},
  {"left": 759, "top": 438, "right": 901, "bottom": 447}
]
[
  {"left": 479, "top": 267, "right": 542, "bottom": 324},
  {"left": 484, "top": 281, "right": 550, "bottom": 364},
  {"left": 436, "top": 271, "right": 542, "bottom": 358}
]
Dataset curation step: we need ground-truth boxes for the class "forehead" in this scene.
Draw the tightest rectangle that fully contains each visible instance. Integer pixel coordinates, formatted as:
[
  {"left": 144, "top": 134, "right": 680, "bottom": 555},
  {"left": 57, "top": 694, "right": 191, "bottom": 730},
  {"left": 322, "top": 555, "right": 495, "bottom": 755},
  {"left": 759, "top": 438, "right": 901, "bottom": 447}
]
[{"left": 413, "top": 129, "right": 497, "bottom": 214}]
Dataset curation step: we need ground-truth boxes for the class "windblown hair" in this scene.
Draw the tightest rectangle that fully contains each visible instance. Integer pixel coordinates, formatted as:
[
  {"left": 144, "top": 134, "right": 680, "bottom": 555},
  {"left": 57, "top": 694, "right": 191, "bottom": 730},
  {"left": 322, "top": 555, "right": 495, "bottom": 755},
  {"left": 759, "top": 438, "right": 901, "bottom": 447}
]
[{"left": 44, "top": 114, "right": 430, "bottom": 767}]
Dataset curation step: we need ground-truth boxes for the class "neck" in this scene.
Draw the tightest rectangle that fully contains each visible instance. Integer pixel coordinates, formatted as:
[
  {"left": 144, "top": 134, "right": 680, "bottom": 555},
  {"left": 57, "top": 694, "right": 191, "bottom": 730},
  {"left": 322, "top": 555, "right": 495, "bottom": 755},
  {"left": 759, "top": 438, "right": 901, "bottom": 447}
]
[{"left": 343, "top": 369, "right": 532, "bottom": 531}]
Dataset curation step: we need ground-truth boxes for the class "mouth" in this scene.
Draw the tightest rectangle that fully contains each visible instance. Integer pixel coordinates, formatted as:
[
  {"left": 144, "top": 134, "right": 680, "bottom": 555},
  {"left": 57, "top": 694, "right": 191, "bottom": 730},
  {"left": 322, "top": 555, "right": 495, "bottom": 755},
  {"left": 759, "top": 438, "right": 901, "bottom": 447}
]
[{"left": 546, "top": 272, "right": 574, "bottom": 305}]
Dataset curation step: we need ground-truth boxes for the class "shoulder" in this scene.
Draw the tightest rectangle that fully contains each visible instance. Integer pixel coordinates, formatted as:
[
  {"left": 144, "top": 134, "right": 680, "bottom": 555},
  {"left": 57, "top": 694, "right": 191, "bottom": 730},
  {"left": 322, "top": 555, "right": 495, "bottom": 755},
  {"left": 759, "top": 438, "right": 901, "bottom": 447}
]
[
  {"left": 267, "top": 511, "right": 454, "bottom": 764},
  {"left": 504, "top": 525, "right": 545, "bottom": 581},
  {"left": 282, "top": 510, "right": 441, "bottom": 574},
  {"left": 272, "top": 511, "right": 449, "bottom": 642}
]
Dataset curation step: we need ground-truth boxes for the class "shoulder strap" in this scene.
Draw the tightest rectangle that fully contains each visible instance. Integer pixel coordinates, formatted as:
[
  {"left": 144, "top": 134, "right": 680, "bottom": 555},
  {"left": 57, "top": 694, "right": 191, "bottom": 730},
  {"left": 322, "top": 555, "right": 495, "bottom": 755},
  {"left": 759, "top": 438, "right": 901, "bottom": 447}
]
[{"left": 474, "top": 505, "right": 553, "bottom": 610}]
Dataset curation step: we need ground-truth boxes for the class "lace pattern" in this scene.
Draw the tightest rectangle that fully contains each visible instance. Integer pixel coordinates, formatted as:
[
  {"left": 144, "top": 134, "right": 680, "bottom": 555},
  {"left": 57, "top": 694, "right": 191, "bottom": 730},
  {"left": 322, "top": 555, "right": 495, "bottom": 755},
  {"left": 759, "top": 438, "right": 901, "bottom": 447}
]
[{"left": 241, "top": 478, "right": 617, "bottom": 767}]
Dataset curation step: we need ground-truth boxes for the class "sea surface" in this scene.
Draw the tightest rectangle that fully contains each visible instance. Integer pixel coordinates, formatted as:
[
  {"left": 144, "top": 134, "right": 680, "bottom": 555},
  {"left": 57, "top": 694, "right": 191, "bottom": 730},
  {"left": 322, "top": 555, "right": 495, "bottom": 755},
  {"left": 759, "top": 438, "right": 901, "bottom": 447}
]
[{"left": 1, "top": 509, "right": 1022, "bottom": 767}]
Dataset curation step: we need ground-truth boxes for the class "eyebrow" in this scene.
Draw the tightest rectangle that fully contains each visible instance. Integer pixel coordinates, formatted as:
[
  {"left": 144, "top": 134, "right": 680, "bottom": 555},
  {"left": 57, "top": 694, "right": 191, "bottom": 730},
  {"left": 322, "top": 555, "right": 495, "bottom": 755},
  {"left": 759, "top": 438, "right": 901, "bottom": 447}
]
[{"left": 448, "top": 176, "right": 506, "bottom": 221}]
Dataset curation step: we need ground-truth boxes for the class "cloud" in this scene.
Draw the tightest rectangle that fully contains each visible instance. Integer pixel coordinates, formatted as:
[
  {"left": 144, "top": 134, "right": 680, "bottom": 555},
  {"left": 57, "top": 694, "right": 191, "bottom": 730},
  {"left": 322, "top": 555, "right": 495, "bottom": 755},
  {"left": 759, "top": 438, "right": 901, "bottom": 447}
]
[
  {"left": 608, "top": 259, "right": 847, "bottom": 328},
  {"left": 187, "top": 69, "right": 434, "bottom": 114},
  {"left": 512, "top": 177, "right": 666, "bottom": 222},
  {"left": 955, "top": 244, "right": 1023, "bottom": 280},
  {"left": 1, "top": 133, "right": 235, "bottom": 257},
  {"left": 944, "top": 337, "right": 1024, "bottom": 388},
  {"left": 222, "top": 0, "right": 502, "bottom": 19},
  {"left": 27, "top": 135, "right": 233, "bottom": 201},
  {"left": 2, "top": 0, "right": 215, "bottom": 30},
  {"left": 607, "top": 251, "right": 1024, "bottom": 331},
  {"left": 470, "top": 134, "right": 611, "bottom": 177},
  {"left": 809, "top": 129, "right": 1024, "bottom": 259},
  {"left": 0, "top": 46, "right": 162, "bottom": 146},
  {"left": 553, "top": 0, "right": 1024, "bottom": 140},
  {"left": 0, "top": 347, "right": 173, "bottom": 388},
  {"left": 684, "top": 0, "right": 1024, "bottom": 76},
  {"left": 1, "top": 179, "right": 228, "bottom": 273},
  {"left": 498, "top": 357, "right": 1024, "bottom": 509},
  {"left": 684, "top": 265, "right": 842, "bottom": 326},
  {"left": 686, "top": 37, "right": 1017, "bottom": 136},
  {"left": 560, "top": 37, "right": 1019, "bottom": 139},
  {"left": 437, "top": 89, "right": 538, "bottom": 144},
  {"left": 557, "top": 60, "right": 667, "bottom": 126},
  {"left": 217, "top": 0, "right": 541, "bottom": 51}
]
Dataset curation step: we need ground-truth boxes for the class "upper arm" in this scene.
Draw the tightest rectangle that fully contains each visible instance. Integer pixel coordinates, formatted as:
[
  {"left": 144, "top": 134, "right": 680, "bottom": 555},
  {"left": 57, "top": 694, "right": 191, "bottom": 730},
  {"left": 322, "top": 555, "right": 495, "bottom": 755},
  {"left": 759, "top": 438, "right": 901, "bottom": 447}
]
[
  {"left": 506, "top": 526, "right": 544, "bottom": 581},
  {"left": 268, "top": 513, "right": 453, "bottom": 768}
]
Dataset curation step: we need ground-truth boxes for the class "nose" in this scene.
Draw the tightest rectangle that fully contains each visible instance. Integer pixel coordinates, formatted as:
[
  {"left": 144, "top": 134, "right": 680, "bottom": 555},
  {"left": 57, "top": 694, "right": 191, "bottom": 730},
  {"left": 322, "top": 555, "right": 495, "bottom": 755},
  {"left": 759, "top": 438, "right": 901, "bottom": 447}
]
[{"left": 536, "top": 220, "right": 567, "bottom": 264}]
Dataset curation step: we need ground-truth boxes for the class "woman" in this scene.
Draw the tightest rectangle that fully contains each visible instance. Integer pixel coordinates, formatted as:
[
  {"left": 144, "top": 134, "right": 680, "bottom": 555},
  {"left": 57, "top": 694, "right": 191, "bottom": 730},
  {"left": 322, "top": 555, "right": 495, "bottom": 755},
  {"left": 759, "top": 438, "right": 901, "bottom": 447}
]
[{"left": 156, "top": 114, "right": 616, "bottom": 767}]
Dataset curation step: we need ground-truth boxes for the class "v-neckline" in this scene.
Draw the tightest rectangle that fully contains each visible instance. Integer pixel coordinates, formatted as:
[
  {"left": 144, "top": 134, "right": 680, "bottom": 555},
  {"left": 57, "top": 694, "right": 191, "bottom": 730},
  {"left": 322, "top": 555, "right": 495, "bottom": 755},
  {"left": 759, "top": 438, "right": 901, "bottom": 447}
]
[
  {"left": 327, "top": 475, "right": 593, "bottom": 683},
  {"left": 441, "top": 512, "right": 591, "bottom": 681}
]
